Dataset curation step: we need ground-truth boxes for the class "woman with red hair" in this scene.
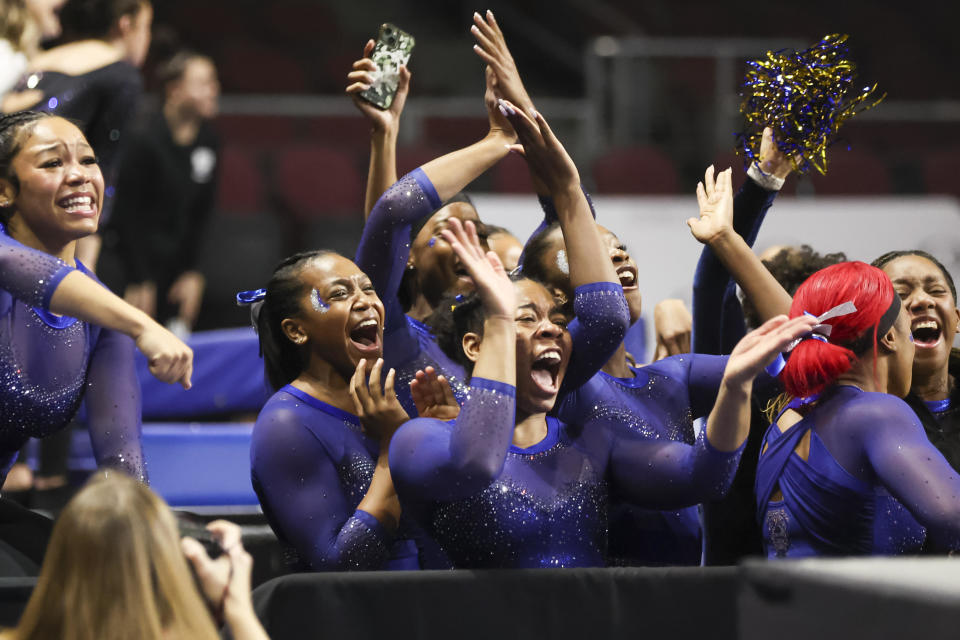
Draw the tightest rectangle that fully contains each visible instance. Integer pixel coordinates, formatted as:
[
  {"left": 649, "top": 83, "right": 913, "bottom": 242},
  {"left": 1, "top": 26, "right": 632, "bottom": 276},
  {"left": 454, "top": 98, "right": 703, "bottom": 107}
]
[{"left": 754, "top": 261, "right": 960, "bottom": 556}]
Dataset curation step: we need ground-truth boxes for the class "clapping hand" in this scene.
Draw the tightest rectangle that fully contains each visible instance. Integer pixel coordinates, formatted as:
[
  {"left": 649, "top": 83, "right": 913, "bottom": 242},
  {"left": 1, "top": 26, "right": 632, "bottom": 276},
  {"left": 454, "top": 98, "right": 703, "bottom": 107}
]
[
  {"left": 411, "top": 366, "right": 460, "bottom": 420},
  {"left": 349, "top": 358, "right": 410, "bottom": 443},
  {"left": 441, "top": 218, "right": 515, "bottom": 319}
]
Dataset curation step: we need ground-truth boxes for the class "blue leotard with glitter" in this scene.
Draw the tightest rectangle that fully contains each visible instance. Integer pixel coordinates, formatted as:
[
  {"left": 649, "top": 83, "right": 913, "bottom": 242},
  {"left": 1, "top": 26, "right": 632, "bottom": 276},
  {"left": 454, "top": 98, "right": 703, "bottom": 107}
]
[
  {"left": 0, "top": 224, "right": 146, "bottom": 483},
  {"left": 557, "top": 354, "right": 728, "bottom": 565},
  {"left": 755, "top": 386, "right": 960, "bottom": 557},
  {"left": 250, "top": 385, "right": 420, "bottom": 571},
  {"left": 354, "top": 169, "right": 470, "bottom": 417},
  {"left": 390, "top": 374, "right": 744, "bottom": 569}
]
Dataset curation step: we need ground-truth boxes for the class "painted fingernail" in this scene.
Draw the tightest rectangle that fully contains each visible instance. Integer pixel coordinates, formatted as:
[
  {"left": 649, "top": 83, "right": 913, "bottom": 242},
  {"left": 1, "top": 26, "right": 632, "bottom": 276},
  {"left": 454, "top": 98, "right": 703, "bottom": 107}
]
[
  {"left": 498, "top": 103, "right": 509, "bottom": 117},
  {"left": 474, "top": 11, "right": 481, "bottom": 19}
]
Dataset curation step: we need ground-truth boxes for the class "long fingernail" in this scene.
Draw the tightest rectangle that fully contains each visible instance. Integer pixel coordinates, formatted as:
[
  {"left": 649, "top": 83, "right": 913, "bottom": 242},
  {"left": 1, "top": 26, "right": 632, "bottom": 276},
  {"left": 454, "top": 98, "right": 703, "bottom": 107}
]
[
  {"left": 474, "top": 11, "right": 481, "bottom": 19},
  {"left": 498, "top": 103, "right": 509, "bottom": 117}
]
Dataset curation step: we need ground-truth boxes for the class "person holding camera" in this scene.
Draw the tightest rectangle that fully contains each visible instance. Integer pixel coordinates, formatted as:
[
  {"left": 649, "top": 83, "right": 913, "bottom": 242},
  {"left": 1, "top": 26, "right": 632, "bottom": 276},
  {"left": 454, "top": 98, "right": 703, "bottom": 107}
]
[{"left": 0, "top": 473, "right": 269, "bottom": 640}]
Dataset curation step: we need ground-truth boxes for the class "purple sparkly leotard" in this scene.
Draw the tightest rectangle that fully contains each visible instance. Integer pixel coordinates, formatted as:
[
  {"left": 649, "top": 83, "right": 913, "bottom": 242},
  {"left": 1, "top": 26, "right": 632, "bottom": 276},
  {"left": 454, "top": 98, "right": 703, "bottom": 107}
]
[
  {"left": 388, "top": 277, "right": 742, "bottom": 568},
  {"left": 557, "top": 354, "right": 729, "bottom": 565},
  {"left": 250, "top": 385, "right": 419, "bottom": 571},
  {"left": 390, "top": 374, "right": 743, "bottom": 569},
  {"left": 354, "top": 169, "right": 469, "bottom": 417},
  {"left": 756, "top": 386, "right": 960, "bottom": 557},
  {"left": 0, "top": 225, "right": 145, "bottom": 483}
]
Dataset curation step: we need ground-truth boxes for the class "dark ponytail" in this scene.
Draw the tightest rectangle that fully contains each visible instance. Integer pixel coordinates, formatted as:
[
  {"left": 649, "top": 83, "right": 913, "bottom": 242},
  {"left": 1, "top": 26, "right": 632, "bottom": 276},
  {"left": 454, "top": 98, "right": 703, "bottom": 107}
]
[{"left": 257, "top": 250, "right": 333, "bottom": 391}]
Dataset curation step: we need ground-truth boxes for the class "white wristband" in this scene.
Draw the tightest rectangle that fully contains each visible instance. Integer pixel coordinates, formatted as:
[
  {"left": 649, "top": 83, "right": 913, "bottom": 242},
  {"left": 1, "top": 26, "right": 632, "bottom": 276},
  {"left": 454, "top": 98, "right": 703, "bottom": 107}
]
[{"left": 747, "top": 162, "right": 785, "bottom": 192}]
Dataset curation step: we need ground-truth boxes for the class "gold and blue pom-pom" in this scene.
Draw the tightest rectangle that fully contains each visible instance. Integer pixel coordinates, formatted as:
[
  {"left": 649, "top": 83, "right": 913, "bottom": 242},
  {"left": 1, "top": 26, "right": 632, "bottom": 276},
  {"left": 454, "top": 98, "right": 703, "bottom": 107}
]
[{"left": 736, "top": 34, "right": 885, "bottom": 175}]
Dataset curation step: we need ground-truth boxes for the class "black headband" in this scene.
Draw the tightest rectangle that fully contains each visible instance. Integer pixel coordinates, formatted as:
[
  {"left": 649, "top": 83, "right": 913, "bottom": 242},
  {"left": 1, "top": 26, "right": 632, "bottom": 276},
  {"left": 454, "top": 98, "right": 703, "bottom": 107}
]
[{"left": 845, "top": 292, "right": 901, "bottom": 354}]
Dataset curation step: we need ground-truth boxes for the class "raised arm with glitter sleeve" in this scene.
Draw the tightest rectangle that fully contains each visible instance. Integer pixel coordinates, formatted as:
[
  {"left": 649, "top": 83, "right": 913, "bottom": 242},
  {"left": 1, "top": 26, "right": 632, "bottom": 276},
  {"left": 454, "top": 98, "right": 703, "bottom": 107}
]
[
  {"left": 692, "top": 179, "right": 777, "bottom": 355},
  {"left": 354, "top": 168, "right": 442, "bottom": 339},
  {"left": 602, "top": 419, "right": 744, "bottom": 510},
  {"left": 0, "top": 224, "right": 75, "bottom": 311},
  {"left": 560, "top": 281, "right": 630, "bottom": 395},
  {"left": 389, "top": 378, "right": 517, "bottom": 504},
  {"left": 84, "top": 326, "right": 147, "bottom": 482}
]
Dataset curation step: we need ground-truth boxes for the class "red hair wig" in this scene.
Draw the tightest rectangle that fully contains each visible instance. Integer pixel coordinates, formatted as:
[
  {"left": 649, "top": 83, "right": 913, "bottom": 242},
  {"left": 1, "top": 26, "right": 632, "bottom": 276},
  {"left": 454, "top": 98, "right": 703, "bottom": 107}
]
[{"left": 782, "top": 261, "right": 897, "bottom": 398}]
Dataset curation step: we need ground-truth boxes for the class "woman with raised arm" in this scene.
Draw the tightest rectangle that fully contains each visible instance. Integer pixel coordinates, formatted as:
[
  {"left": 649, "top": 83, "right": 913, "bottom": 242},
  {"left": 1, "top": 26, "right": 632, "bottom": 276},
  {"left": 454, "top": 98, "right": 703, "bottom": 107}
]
[
  {"left": 755, "top": 261, "right": 960, "bottom": 556},
  {"left": 390, "top": 209, "right": 815, "bottom": 567},
  {"left": 352, "top": 63, "right": 514, "bottom": 416},
  {"left": 471, "top": 10, "right": 755, "bottom": 566},
  {"left": 246, "top": 249, "right": 458, "bottom": 571}
]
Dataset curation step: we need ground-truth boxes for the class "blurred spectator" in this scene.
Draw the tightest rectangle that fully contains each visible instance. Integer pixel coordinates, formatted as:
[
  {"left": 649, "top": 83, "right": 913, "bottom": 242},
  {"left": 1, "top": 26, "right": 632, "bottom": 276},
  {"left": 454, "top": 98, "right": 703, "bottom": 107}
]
[
  {"left": 0, "top": 472, "right": 269, "bottom": 640},
  {"left": 2, "top": 0, "right": 153, "bottom": 268},
  {"left": 0, "top": 0, "right": 65, "bottom": 97},
  {"left": 102, "top": 50, "right": 220, "bottom": 335}
]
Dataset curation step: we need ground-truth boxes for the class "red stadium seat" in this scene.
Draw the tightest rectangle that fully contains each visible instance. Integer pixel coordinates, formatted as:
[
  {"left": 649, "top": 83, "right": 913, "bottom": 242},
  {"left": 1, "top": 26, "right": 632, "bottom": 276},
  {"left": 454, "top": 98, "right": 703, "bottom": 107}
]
[
  {"left": 303, "top": 116, "right": 379, "bottom": 148},
  {"left": 921, "top": 150, "right": 960, "bottom": 199},
  {"left": 422, "top": 116, "right": 490, "bottom": 150},
  {"left": 592, "top": 146, "right": 679, "bottom": 194},
  {"left": 272, "top": 146, "right": 363, "bottom": 219},
  {"left": 217, "top": 145, "right": 265, "bottom": 216},
  {"left": 396, "top": 145, "right": 449, "bottom": 177},
  {"left": 219, "top": 44, "right": 308, "bottom": 93},
  {"left": 491, "top": 152, "right": 534, "bottom": 194},
  {"left": 809, "top": 147, "right": 892, "bottom": 195}
]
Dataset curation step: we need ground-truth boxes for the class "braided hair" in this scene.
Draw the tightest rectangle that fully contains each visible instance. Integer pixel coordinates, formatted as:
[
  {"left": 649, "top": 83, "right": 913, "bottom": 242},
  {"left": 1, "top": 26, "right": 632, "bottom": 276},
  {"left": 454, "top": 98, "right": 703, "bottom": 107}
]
[
  {"left": 0, "top": 111, "right": 56, "bottom": 224},
  {"left": 255, "top": 250, "right": 334, "bottom": 391},
  {"left": 873, "top": 250, "right": 957, "bottom": 303}
]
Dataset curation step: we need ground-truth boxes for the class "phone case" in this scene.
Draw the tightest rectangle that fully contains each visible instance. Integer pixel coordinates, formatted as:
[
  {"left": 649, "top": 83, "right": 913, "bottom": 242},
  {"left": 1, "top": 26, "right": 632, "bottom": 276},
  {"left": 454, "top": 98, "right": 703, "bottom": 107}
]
[{"left": 360, "top": 23, "right": 415, "bottom": 110}]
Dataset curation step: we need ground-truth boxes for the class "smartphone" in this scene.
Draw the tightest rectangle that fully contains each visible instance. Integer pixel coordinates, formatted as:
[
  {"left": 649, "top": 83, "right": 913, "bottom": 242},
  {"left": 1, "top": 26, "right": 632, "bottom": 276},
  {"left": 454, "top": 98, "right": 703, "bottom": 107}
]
[
  {"left": 177, "top": 513, "right": 224, "bottom": 559},
  {"left": 359, "top": 23, "right": 415, "bottom": 110}
]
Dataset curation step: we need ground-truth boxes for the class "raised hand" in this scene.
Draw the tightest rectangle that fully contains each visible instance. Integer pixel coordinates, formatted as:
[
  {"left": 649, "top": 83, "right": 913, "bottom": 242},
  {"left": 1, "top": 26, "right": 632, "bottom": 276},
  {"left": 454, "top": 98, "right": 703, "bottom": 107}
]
[
  {"left": 135, "top": 323, "right": 193, "bottom": 389},
  {"left": 349, "top": 358, "right": 410, "bottom": 442},
  {"left": 722, "top": 314, "right": 818, "bottom": 388},
  {"left": 484, "top": 66, "right": 515, "bottom": 140},
  {"left": 346, "top": 39, "right": 411, "bottom": 133},
  {"left": 497, "top": 98, "right": 579, "bottom": 195},
  {"left": 689, "top": 165, "right": 734, "bottom": 246},
  {"left": 755, "top": 126, "right": 794, "bottom": 180},
  {"left": 411, "top": 366, "right": 461, "bottom": 420},
  {"left": 441, "top": 218, "right": 515, "bottom": 319},
  {"left": 471, "top": 10, "right": 534, "bottom": 113}
]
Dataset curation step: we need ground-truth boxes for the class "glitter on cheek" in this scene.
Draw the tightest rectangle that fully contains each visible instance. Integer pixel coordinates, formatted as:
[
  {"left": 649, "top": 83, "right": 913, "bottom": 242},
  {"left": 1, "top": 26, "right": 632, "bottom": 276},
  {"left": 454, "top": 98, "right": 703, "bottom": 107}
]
[
  {"left": 555, "top": 249, "right": 569, "bottom": 275},
  {"left": 310, "top": 288, "right": 329, "bottom": 313},
  {"left": 428, "top": 238, "right": 436, "bottom": 248}
]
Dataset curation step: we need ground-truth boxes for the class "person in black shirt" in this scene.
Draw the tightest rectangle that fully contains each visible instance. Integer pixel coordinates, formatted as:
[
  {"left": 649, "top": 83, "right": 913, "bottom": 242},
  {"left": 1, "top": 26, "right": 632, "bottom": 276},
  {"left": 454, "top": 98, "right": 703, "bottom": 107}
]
[
  {"left": 105, "top": 51, "right": 220, "bottom": 332},
  {"left": 874, "top": 251, "right": 960, "bottom": 470}
]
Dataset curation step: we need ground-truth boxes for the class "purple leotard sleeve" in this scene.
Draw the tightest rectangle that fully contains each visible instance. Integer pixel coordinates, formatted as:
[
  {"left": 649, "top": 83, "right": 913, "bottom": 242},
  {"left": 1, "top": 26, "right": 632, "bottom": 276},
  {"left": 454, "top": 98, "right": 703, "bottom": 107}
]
[
  {"left": 250, "top": 393, "right": 395, "bottom": 570},
  {"left": 84, "top": 325, "right": 146, "bottom": 481},
  {"left": 691, "top": 179, "right": 778, "bottom": 355},
  {"left": 389, "top": 378, "right": 516, "bottom": 504},
  {"left": 0, "top": 223, "right": 75, "bottom": 311},
  {"left": 354, "top": 168, "right": 442, "bottom": 341},
  {"left": 605, "top": 421, "right": 744, "bottom": 510},
  {"left": 561, "top": 282, "right": 630, "bottom": 395},
  {"left": 841, "top": 394, "right": 960, "bottom": 550}
]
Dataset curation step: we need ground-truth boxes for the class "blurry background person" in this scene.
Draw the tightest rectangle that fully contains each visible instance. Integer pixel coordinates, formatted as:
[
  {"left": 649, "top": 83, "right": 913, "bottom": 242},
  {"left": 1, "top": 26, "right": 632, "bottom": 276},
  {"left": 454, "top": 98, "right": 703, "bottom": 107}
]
[
  {"left": 0, "top": 472, "right": 269, "bottom": 640},
  {"left": 2, "top": 0, "right": 153, "bottom": 268},
  {"left": 0, "top": 0, "right": 65, "bottom": 98},
  {"left": 100, "top": 50, "right": 220, "bottom": 336}
]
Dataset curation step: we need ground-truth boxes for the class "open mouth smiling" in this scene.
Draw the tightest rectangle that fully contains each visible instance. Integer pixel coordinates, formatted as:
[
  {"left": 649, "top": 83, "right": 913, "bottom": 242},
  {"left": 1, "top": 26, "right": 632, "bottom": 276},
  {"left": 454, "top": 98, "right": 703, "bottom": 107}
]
[
  {"left": 912, "top": 316, "right": 942, "bottom": 349},
  {"left": 349, "top": 317, "right": 381, "bottom": 354},
  {"left": 530, "top": 348, "right": 562, "bottom": 394}
]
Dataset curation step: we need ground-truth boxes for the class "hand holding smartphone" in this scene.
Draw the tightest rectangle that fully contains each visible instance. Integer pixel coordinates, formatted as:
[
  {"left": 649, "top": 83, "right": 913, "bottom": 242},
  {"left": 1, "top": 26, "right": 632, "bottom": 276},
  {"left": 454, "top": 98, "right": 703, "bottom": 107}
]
[{"left": 360, "top": 23, "right": 415, "bottom": 110}]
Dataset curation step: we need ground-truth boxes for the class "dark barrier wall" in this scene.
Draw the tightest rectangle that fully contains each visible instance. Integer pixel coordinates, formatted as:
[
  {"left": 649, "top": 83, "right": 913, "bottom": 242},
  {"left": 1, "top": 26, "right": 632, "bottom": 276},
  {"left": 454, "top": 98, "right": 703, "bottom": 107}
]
[{"left": 243, "top": 567, "right": 739, "bottom": 640}]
